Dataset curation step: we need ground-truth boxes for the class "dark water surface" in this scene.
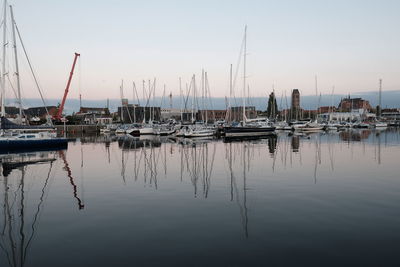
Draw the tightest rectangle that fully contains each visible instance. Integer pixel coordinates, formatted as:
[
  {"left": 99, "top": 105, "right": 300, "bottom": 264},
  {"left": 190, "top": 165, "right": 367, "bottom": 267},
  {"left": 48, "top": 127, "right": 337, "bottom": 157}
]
[{"left": 1, "top": 129, "right": 400, "bottom": 267}]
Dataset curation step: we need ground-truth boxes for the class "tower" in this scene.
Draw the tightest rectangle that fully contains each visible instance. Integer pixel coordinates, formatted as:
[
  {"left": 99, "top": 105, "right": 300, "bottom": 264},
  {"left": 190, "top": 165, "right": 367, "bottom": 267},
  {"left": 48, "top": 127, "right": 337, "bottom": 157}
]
[{"left": 291, "top": 89, "right": 300, "bottom": 120}]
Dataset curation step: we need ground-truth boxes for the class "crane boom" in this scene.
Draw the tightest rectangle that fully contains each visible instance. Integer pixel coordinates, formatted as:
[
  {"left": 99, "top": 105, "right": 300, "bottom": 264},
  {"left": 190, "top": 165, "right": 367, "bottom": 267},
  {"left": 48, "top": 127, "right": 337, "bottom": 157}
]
[{"left": 55, "top": 52, "right": 80, "bottom": 120}]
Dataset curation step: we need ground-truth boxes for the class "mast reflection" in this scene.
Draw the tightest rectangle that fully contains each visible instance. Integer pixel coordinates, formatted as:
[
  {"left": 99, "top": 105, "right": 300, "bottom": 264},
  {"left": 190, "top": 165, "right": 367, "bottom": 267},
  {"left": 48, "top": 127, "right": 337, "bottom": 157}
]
[{"left": 0, "top": 151, "right": 57, "bottom": 267}]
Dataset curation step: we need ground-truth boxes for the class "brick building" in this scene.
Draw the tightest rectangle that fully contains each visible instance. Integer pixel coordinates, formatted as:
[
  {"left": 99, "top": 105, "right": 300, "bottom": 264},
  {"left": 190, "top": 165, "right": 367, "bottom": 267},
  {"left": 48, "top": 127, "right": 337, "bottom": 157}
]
[{"left": 338, "top": 97, "right": 372, "bottom": 112}]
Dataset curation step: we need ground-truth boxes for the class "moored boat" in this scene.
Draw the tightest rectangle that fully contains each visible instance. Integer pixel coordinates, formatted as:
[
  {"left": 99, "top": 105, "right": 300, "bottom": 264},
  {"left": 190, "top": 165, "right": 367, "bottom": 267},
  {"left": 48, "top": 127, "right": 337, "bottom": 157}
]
[{"left": 0, "top": 131, "right": 67, "bottom": 153}]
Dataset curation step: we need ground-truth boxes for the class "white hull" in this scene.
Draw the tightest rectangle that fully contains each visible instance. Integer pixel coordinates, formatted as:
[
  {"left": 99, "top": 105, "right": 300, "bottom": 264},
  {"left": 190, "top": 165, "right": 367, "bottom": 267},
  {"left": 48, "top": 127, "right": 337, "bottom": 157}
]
[
  {"left": 374, "top": 123, "right": 388, "bottom": 128},
  {"left": 299, "top": 127, "right": 324, "bottom": 132},
  {"left": 139, "top": 127, "right": 154, "bottom": 135},
  {"left": 156, "top": 129, "right": 176, "bottom": 136},
  {"left": 115, "top": 129, "right": 126, "bottom": 134},
  {"left": 184, "top": 130, "right": 214, "bottom": 138}
]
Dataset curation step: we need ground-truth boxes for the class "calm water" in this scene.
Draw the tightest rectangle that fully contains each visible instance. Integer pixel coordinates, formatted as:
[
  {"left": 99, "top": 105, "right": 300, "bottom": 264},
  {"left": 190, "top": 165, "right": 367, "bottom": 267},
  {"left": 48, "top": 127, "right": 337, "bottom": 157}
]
[{"left": 1, "top": 129, "right": 400, "bottom": 267}]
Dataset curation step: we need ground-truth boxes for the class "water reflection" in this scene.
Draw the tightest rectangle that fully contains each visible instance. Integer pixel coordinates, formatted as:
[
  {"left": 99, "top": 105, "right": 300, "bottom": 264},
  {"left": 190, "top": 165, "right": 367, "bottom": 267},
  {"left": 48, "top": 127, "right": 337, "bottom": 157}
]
[
  {"left": 0, "top": 128, "right": 399, "bottom": 267},
  {"left": 339, "top": 129, "right": 371, "bottom": 142},
  {"left": 0, "top": 151, "right": 58, "bottom": 267}
]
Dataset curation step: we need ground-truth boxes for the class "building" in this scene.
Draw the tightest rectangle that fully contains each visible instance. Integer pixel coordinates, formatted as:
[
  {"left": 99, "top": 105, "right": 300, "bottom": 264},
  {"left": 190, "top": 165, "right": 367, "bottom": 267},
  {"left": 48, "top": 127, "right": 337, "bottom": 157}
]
[
  {"left": 118, "top": 105, "right": 161, "bottom": 123},
  {"left": 197, "top": 110, "right": 227, "bottom": 122},
  {"left": 318, "top": 110, "right": 376, "bottom": 122},
  {"left": 290, "top": 89, "right": 301, "bottom": 120},
  {"left": 75, "top": 107, "right": 112, "bottom": 125},
  {"left": 338, "top": 97, "right": 372, "bottom": 112},
  {"left": 229, "top": 106, "right": 257, "bottom": 122},
  {"left": 381, "top": 108, "right": 400, "bottom": 120},
  {"left": 318, "top": 106, "right": 337, "bottom": 113},
  {"left": 77, "top": 107, "right": 110, "bottom": 115},
  {"left": 160, "top": 108, "right": 193, "bottom": 121},
  {"left": 24, "top": 106, "right": 58, "bottom": 119}
]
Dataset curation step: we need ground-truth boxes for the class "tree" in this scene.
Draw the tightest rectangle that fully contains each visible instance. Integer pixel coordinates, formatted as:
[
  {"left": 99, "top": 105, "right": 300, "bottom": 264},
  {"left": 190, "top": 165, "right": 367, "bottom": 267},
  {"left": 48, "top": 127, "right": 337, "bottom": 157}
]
[{"left": 266, "top": 92, "right": 278, "bottom": 119}]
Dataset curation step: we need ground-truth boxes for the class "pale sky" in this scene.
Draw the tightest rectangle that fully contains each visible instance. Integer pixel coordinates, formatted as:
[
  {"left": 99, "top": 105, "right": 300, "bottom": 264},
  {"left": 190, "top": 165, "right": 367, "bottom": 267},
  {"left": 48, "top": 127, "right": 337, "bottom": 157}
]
[{"left": 6, "top": 0, "right": 400, "bottom": 101}]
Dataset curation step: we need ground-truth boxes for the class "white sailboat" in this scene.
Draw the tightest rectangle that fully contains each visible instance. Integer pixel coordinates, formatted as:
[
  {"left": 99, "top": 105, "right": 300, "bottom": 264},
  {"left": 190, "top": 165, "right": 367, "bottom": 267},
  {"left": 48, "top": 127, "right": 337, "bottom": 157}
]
[
  {"left": 0, "top": 2, "right": 67, "bottom": 152},
  {"left": 224, "top": 26, "right": 275, "bottom": 138}
]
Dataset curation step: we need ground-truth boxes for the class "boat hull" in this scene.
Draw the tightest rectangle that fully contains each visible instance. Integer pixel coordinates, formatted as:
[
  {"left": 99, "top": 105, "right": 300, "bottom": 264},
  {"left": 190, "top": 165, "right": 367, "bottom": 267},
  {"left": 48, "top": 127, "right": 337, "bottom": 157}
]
[
  {"left": 298, "top": 127, "right": 324, "bottom": 132},
  {"left": 0, "top": 138, "right": 68, "bottom": 153},
  {"left": 184, "top": 131, "right": 214, "bottom": 138},
  {"left": 157, "top": 130, "right": 176, "bottom": 136},
  {"left": 223, "top": 126, "right": 276, "bottom": 137},
  {"left": 126, "top": 129, "right": 140, "bottom": 136},
  {"left": 139, "top": 128, "right": 154, "bottom": 135}
]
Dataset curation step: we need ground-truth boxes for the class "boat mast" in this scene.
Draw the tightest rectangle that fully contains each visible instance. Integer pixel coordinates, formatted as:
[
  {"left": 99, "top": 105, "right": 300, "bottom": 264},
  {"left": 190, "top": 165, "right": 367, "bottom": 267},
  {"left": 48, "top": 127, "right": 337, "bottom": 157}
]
[
  {"left": 132, "top": 81, "right": 136, "bottom": 123},
  {"left": 120, "top": 79, "right": 124, "bottom": 123},
  {"left": 152, "top": 78, "right": 156, "bottom": 122},
  {"left": 378, "top": 78, "right": 382, "bottom": 119},
  {"left": 242, "top": 25, "right": 247, "bottom": 124},
  {"left": 205, "top": 71, "right": 208, "bottom": 124},
  {"left": 229, "top": 64, "right": 232, "bottom": 122},
  {"left": 10, "top": 5, "right": 22, "bottom": 123},
  {"left": 179, "top": 77, "right": 183, "bottom": 122},
  {"left": 142, "top": 80, "right": 146, "bottom": 123},
  {"left": 191, "top": 74, "right": 195, "bottom": 123},
  {"left": 315, "top": 75, "right": 318, "bottom": 120},
  {"left": 201, "top": 69, "right": 204, "bottom": 122},
  {"left": 1, "top": 0, "right": 7, "bottom": 117},
  {"left": 148, "top": 79, "right": 152, "bottom": 123}
]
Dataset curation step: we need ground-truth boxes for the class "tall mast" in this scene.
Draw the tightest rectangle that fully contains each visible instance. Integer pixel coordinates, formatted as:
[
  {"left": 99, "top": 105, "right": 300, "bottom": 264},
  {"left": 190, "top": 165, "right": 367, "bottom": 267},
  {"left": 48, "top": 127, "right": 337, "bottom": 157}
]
[
  {"left": 378, "top": 78, "right": 382, "bottom": 119},
  {"left": 120, "top": 79, "right": 124, "bottom": 123},
  {"left": 152, "top": 78, "right": 156, "bottom": 122},
  {"left": 201, "top": 69, "right": 204, "bottom": 122},
  {"left": 1, "top": 0, "right": 7, "bottom": 117},
  {"left": 148, "top": 79, "right": 151, "bottom": 123},
  {"left": 191, "top": 75, "right": 195, "bottom": 123},
  {"left": 242, "top": 25, "right": 247, "bottom": 124},
  {"left": 142, "top": 80, "right": 145, "bottom": 123},
  {"left": 315, "top": 75, "right": 318, "bottom": 118},
  {"left": 228, "top": 64, "right": 232, "bottom": 122},
  {"left": 10, "top": 5, "right": 22, "bottom": 123},
  {"left": 205, "top": 71, "right": 208, "bottom": 124},
  {"left": 132, "top": 81, "right": 136, "bottom": 123},
  {"left": 179, "top": 77, "right": 183, "bottom": 122}
]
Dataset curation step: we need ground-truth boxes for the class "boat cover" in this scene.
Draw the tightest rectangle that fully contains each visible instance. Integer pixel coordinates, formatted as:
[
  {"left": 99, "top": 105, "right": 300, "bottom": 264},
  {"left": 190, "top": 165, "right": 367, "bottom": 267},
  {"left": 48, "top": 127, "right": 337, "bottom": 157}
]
[{"left": 0, "top": 116, "right": 53, "bottom": 130}]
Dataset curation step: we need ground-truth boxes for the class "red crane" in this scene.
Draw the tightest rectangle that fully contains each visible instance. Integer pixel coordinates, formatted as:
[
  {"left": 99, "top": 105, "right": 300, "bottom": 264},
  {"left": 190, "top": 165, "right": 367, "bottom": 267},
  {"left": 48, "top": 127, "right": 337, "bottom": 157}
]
[{"left": 54, "top": 52, "right": 80, "bottom": 121}]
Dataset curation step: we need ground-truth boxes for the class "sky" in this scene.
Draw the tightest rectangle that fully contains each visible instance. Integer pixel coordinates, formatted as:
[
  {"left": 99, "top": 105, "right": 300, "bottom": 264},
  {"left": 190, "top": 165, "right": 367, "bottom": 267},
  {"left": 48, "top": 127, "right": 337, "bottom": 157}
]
[{"left": 5, "top": 0, "right": 400, "bottom": 102}]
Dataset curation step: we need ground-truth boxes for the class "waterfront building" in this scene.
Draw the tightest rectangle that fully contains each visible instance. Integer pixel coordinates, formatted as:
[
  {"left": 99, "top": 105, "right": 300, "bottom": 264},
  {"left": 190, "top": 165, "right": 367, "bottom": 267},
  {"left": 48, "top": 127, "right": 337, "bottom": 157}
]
[
  {"left": 290, "top": 89, "right": 301, "bottom": 120},
  {"left": 24, "top": 106, "right": 58, "bottom": 119},
  {"left": 197, "top": 110, "right": 227, "bottom": 122},
  {"left": 381, "top": 108, "right": 400, "bottom": 121},
  {"left": 318, "top": 109, "right": 376, "bottom": 122},
  {"left": 160, "top": 108, "right": 193, "bottom": 121},
  {"left": 118, "top": 105, "right": 161, "bottom": 123},
  {"left": 338, "top": 97, "right": 372, "bottom": 112},
  {"left": 229, "top": 106, "right": 257, "bottom": 122},
  {"left": 318, "top": 106, "right": 337, "bottom": 113},
  {"left": 75, "top": 107, "right": 112, "bottom": 125}
]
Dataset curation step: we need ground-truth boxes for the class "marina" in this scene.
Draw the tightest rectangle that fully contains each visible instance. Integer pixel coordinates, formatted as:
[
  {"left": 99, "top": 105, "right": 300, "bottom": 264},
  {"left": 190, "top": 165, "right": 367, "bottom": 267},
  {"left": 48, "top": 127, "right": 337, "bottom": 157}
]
[{"left": 0, "top": 0, "right": 399, "bottom": 266}]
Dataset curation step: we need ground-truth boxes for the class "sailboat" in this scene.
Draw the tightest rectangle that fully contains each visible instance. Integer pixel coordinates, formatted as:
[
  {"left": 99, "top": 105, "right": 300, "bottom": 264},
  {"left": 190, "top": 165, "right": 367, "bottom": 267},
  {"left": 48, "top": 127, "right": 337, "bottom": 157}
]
[
  {"left": 184, "top": 72, "right": 215, "bottom": 138},
  {"left": 0, "top": 2, "right": 67, "bottom": 152},
  {"left": 224, "top": 26, "right": 275, "bottom": 138},
  {"left": 373, "top": 79, "right": 388, "bottom": 128}
]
